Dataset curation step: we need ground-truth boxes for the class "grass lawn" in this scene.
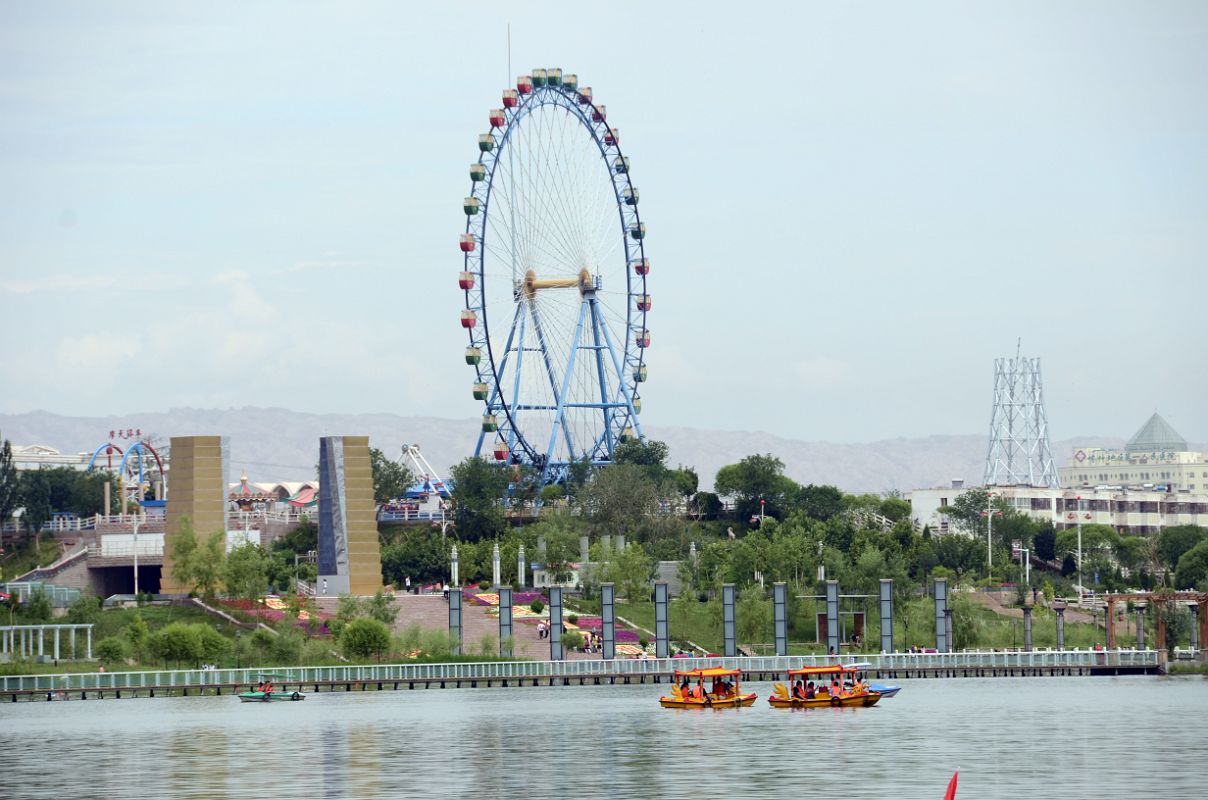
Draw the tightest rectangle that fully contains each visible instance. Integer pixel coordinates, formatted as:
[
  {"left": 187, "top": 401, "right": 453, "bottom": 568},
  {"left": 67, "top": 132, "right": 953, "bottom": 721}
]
[{"left": 1, "top": 537, "right": 64, "bottom": 582}]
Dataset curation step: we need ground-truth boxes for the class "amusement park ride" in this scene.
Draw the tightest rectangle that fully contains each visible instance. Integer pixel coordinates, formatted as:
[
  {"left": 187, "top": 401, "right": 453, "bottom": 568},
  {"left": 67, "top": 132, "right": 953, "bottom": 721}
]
[
  {"left": 85, "top": 439, "right": 167, "bottom": 513},
  {"left": 459, "top": 68, "right": 649, "bottom": 490}
]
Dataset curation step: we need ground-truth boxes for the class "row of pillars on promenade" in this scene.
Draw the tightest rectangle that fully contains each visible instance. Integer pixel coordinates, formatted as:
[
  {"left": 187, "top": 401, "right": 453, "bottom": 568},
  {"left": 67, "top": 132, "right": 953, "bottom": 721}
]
[
  {"left": 0, "top": 624, "right": 94, "bottom": 661},
  {"left": 454, "top": 535, "right": 629, "bottom": 590},
  {"left": 442, "top": 578, "right": 963, "bottom": 660}
]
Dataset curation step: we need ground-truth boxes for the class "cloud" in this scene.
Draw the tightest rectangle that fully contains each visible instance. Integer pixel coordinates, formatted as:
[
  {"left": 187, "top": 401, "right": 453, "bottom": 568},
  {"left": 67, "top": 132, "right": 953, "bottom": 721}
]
[
  {"left": 791, "top": 356, "right": 852, "bottom": 389},
  {"left": 275, "top": 257, "right": 367, "bottom": 276},
  {"left": 0, "top": 275, "right": 119, "bottom": 294}
]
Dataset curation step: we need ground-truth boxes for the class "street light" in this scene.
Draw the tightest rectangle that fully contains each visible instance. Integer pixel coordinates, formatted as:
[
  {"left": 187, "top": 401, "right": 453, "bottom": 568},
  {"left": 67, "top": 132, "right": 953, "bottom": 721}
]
[
  {"left": 1076, "top": 495, "right": 1083, "bottom": 606},
  {"left": 132, "top": 517, "right": 140, "bottom": 598}
]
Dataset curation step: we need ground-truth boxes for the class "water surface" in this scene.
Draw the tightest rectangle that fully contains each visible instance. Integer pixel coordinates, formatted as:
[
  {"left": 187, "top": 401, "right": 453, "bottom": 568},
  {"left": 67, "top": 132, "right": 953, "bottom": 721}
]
[{"left": 3, "top": 675, "right": 1204, "bottom": 799}]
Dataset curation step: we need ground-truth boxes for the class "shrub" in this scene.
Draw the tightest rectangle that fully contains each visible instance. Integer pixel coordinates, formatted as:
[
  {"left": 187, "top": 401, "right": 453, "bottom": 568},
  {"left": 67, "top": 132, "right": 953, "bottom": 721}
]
[
  {"left": 95, "top": 636, "right": 128, "bottom": 665},
  {"left": 560, "top": 630, "right": 585, "bottom": 652},
  {"left": 340, "top": 618, "right": 391, "bottom": 661},
  {"left": 530, "top": 600, "right": 545, "bottom": 614},
  {"left": 567, "top": 613, "right": 579, "bottom": 625},
  {"left": 478, "top": 580, "right": 491, "bottom": 590}
]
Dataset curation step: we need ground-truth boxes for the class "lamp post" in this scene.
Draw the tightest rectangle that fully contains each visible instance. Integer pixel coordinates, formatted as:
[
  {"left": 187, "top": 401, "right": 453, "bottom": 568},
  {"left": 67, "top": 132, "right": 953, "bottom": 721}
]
[
  {"left": 132, "top": 517, "right": 140, "bottom": 598},
  {"left": 1076, "top": 495, "right": 1083, "bottom": 606},
  {"left": 986, "top": 491, "right": 994, "bottom": 580}
]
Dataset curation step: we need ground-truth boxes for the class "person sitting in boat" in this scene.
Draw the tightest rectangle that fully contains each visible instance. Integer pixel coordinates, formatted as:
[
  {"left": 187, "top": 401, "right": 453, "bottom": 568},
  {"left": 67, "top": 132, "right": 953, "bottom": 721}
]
[
  {"left": 720, "top": 679, "right": 733, "bottom": 698},
  {"left": 791, "top": 680, "right": 806, "bottom": 700},
  {"left": 692, "top": 681, "right": 705, "bottom": 702},
  {"left": 263, "top": 681, "right": 273, "bottom": 695},
  {"left": 680, "top": 676, "right": 691, "bottom": 695},
  {"left": 805, "top": 681, "right": 816, "bottom": 699},
  {"left": 831, "top": 678, "right": 842, "bottom": 696}
]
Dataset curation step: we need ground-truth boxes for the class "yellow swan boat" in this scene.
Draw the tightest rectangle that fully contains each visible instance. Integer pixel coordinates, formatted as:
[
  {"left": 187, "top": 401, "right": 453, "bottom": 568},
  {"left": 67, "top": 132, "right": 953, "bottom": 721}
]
[{"left": 659, "top": 667, "right": 757, "bottom": 709}]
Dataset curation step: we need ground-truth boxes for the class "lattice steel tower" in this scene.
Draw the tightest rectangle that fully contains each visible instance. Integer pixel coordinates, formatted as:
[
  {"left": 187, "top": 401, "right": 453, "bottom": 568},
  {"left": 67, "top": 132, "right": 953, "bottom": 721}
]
[{"left": 982, "top": 341, "right": 1060, "bottom": 487}]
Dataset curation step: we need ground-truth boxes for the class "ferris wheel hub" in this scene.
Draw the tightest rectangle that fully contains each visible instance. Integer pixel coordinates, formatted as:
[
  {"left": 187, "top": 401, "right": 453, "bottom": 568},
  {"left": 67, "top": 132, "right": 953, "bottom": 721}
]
[{"left": 522, "top": 268, "right": 594, "bottom": 298}]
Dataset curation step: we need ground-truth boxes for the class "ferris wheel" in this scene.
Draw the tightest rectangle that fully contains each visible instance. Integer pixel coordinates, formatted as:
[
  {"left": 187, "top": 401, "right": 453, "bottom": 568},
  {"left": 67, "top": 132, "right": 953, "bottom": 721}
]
[{"left": 459, "top": 68, "right": 649, "bottom": 486}]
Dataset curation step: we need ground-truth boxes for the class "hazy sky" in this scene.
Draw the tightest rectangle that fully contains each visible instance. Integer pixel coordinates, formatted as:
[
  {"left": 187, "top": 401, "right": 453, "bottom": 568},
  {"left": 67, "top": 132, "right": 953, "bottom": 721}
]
[{"left": 2, "top": 1, "right": 1205, "bottom": 444}]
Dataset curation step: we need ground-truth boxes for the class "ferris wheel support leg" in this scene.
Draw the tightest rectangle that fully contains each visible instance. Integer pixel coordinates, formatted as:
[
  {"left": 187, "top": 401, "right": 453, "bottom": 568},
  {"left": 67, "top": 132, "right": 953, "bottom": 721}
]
[
  {"left": 587, "top": 297, "right": 616, "bottom": 457},
  {"left": 508, "top": 308, "right": 529, "bottom": 447},
  {"left": 542, "top": 299, "right": 590, "bottom": 478},
  {"left": 595, "top": 308, "right": 644, "bottom": 441},
  {"left": 529, "top": 300, "right": 576, "bottom": 460}
]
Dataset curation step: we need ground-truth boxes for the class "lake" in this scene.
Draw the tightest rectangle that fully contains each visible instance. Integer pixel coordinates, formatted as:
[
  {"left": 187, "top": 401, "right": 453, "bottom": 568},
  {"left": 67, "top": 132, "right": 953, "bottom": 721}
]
[{"left": 2, "top": 674, "right": 1205, "bottom": 799}]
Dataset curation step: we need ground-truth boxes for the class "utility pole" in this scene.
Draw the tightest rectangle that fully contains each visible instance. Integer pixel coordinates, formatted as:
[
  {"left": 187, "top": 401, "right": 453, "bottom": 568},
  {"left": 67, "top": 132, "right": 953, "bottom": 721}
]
[
  {"left": 1076, "top": 495, "right": 1083, "bottom": 606},
  {"left": 986, "top": 491, "right": 994, "bottom": 580},
  {"left": 132, "top": 516, "right": 140, "bottom": 597}
]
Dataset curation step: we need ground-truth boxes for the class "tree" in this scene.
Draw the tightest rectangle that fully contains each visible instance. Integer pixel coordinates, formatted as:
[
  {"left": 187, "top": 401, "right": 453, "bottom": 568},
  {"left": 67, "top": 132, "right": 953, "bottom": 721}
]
[
  {"left": 1157, "top": 525, "right": 1208, "bottom": 573},
  {"left": 0, "top": 434, "right": 18, "bottom": 547},
  {"left": 340, "top": 617, "right": 391, "bottom": 661},
  {"left": 381, "top": 528, "right": 450, "bottom": 586},
  {"left": 192, "top": 531, "right": 227, "bottom": 597},
  {"left": 613, "top": 438, "right": 669, "bottom": 472},
  {"left": 169, "top": 515, "right": 200, "bottom": 589},
  {"left": 1174, "top": 539, "right": 1208, "bottom": 590},
  {"left": 932, "top": 534, "right": 985, "bottom": 585},
  {"left": 365, "top": 589, "right": 399, "bottom": 626},
  {"left": 125, "top": 614, "right": 150, "bottom": 662},
  {"left": 449, "top": 457, "right": 509, "bottom": 542},
  {"left": 878, "top": 496, "right": 912, "bottom": 523},
  {"left": 152, "top": 622, "right": 203, "bottom": 667},
  {"left": 370, "top": 447, "right": 414, "bottom": 504},
  {"left": 577, "top": 463, "right": 662, "bottom": 541},
  {"left": 689, "top": 491, "right": 722, "bottom": 520},
  {"left": 794, "top": 484, "right": 845, "bottom": 522},
  {"left": 17, "top": 468, "right": 54, "bottom": 538},
  {"left": 613, "top": 543, "right": 655, "bottom": 601},
  {"left": 194, "top": 624, "right": 230, "bottom": 665},
  {"left": 224, "top": 543, "right": 269, "bottom": 600},
  {"left": 66, "top": 594, "right": 102, "bottom": 624},
  {"left": 1033, "top": 523, "right": 1057, "bottom": 562},
  {"left": 736, "top": 584, "right": 772, "bottom": 645},
  {"left": 714, "top": 454, "right": 796, "bottom": 521}
]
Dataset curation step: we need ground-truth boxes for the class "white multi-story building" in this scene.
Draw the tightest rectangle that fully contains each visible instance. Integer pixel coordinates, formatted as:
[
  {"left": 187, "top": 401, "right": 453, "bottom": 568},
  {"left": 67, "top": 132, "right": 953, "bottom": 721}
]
[
  {"left": 9, "top": 444, "right": 91, "bottom": 471},
  {"left": 1058, "top": 413, "right": 1208, "bottom": 493},
  {"left": 910, "top": 482, "right": 1208, "bottom": 536}
]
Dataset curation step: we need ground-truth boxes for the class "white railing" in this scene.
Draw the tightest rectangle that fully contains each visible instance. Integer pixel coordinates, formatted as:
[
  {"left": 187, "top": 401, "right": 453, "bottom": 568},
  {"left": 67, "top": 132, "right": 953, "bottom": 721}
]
[{"left": 0, "top": 649, "right": 1163, "bottom": 693}]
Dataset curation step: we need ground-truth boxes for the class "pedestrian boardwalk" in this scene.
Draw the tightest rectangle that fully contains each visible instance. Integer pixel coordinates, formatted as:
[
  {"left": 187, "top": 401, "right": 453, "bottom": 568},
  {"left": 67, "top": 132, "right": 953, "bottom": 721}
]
[{"left": 2, "top": 649, "right": 1160, "bottom": 701}]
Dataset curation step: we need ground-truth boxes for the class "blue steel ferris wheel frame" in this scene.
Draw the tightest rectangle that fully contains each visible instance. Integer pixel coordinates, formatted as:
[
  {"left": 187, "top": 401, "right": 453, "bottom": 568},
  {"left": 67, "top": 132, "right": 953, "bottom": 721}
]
[{"left": 462, "top": 76, "right": 647, "bottom": 486}]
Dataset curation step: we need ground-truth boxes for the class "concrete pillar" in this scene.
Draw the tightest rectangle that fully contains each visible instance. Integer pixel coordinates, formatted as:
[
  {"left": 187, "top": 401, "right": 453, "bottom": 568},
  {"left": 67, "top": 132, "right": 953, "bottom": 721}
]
[
  {"left": 38, "top": 627, "right": 44, "bottom": 658},
  {"left": 614, "top": 535, "right": 625, "bottom": 553},
  {"left": 602, "top": 583, "right": 616, "bottom": 660},
  {"left": 549, "top": 587, "right": 564, "bottom": 661},
  {"left": 1056, "top": 608, "right": 1066, "bottom": 650},
  {"left": 600, "top": 536, "right": 611, "bottom": 557},
  {"left": 934, "top": 577, "right": 949, "bottom": 653},
  {"left": 1190, "top": 605, "right": 1199, "bottom": 652},
  {"left": 1136, "top": 608, "right": 1146, "bottom": 649},
  {"left": 826, "top": 580, "right": 840, "bottom": 656},
  {"left": 773, "top": 582, "right": 788, "bottom": 656},
  {"left": 944, "top": 609, "right": 954, "bottom": 654},
  {"left": 579, "top": 535, "right": 589, "bottom": 564},
  {"left": 654, "top": 582, "right": 669, "bottom": 658},
  {"left": 1022, "top": 606, "right": 1033, "bottom": 652},
  {"left": 723, "top": 583, "right": 737, "bottom": 657},
  {"left": 879, "top": 579, "right": 894, "bottom": 654},
  {"left": 86, "top": 627, "right": 92, "bottom": 660},
  {"left": 498, "top": 586, "right": 512, "bottom": 658},
  {"left": 537, "top": 536, "right": 546, "bottom": 558},
  {"left": 450, "top": 545, "right": 459, "bottom": 588},
  {"left": 491, "top": 542, "right": 501, "bottom": 589},
  {"left": 448, "top": 589, "right": 462, "bottom": 656},
  {"left": 54, "top": 627, "right": 60, "bottom": 661},
  {"left": 517, "top": 544, "right": 526, "bottom": 589},
  {"left": 688, "top": 541, "right": 697, "bottom": 562}
]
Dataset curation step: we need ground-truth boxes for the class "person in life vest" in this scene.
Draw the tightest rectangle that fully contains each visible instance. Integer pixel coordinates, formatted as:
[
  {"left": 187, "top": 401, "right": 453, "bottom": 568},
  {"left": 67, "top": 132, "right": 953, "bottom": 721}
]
[
  {"left": 805, "top": 681, "right": 816, "bottom": 699},
  {"left": 692, "top": 681, "right": 705, "bottom": 701},
  {"left": 792, "top": 680, "right": 807, "bottom": 700}
]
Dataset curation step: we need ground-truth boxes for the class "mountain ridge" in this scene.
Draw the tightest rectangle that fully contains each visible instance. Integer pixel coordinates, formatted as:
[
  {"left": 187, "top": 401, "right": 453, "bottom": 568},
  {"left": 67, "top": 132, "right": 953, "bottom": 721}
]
[{"left": 3, "top": 408, "right": 1198, "bottom": 493}]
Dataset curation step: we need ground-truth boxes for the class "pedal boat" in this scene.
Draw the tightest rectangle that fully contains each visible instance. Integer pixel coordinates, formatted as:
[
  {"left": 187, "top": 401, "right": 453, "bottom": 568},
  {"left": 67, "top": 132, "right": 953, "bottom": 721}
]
[
  {"left": 659, "top": 667, "right": 756, "bottom": 709},
  {"left": 769, "top": 664, "right": 882, "bottom": 708},
  {"left": 238, "top": 690, "right": 305, "bottom": 702}
]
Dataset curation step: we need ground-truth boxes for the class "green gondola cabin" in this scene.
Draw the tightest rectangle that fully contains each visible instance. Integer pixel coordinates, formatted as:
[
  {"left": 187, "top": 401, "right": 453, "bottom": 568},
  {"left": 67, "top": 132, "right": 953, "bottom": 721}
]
[
  {"left": 547, "top": 68, "right": 562, "bottom": 86},
  {"left": 478, "top": 134, "right": 495, "bottom": 152},
  {"left": 629, "top": 223, "right": 646, "bottom": 240},
  {"left": 472, "top": 382, "right": 489, "bottom": 400},
  {"left": 563, "top": 73, "right": 578, "bottom": 91},
  {"left": 464, "top": 197, "right": 480, "bottom": 216},
  {"left": 465, "top": 347, "right": 482, "bottom": 365},
  {"left": 470, "top": 163, "right": 487, "bottom": 182},
  {"left": 531, "top": 68, "right": 546, "bottom": 86},
  {"left": 634, "top": 364, "right": 648, "bottom": 382},
  {"left": 482, "top": 414, "right": 498, "bottom": 433}
]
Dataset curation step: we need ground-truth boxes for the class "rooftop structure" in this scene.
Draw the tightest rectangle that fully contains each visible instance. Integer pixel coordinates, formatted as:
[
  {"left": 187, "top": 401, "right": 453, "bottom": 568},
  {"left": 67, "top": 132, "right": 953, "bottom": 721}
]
[{"left": 1060, "top": 413, "right": 1207, "bottom": 493}]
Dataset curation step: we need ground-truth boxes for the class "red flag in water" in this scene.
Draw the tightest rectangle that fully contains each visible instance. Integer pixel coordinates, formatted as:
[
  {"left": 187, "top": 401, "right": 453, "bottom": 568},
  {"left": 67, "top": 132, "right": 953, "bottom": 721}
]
[{"left": 943, "top": 769, "right": 959, "bottom": 800}]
